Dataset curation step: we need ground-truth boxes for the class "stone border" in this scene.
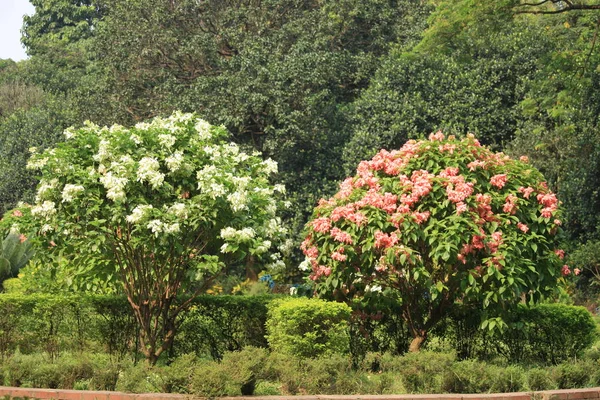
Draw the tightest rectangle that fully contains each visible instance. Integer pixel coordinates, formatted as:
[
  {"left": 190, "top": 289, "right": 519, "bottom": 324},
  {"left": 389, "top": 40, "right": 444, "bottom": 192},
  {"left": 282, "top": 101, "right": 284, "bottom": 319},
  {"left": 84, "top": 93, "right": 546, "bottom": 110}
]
[{"left": 0, "top": 387, "right": 598, "bottom": 400}]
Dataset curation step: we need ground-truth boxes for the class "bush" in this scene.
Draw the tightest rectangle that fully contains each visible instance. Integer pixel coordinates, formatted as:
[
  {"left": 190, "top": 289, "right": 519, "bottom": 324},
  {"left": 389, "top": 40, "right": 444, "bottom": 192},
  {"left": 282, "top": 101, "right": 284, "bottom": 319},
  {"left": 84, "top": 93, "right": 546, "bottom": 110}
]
[
  {"left": 551, "top": 362, "right": 592, "bottom": 389},
  {"left": 381, "top": 351, "right": 454, "bottom": 393},
  {"left": 174, "top": 295, "right": 272, "bottom": 360},
  {"left": 190, "top": 360, "right": 231, "bottom": 397},
  {"left": 527, "top": 367, "right": 557, "bottom": 391},
  {"left": 220, "top": 347, "right": 270, "bottom": 395},
  {"left": 266, "top": 297, "right": 351, "bottom": 358},
  {"left": 444, "top": 303, "right": 598, "bottom": 364},
  {"left": 441, "top": 359, "right": 493, "bottom": 393},
  {"left": 489, "top": 364, "right": 526, "bottom": 393}
]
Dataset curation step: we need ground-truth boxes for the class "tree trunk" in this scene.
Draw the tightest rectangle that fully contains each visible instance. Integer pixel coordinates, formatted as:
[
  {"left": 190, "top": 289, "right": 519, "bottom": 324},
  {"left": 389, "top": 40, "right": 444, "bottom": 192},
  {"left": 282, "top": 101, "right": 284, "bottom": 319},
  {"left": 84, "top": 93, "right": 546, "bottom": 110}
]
[{"left": 409, "top": 333, "right": 427, "bottom": 352}]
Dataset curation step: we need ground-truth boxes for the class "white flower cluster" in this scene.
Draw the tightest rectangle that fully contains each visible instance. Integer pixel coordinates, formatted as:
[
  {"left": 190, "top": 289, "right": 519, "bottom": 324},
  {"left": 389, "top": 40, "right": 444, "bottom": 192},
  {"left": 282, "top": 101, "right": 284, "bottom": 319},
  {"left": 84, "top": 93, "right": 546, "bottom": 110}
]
[
  {"left": 165, "top": 151, "right": 184, "bottom": 173},
  {"left": 195, "top": 119, "right": 212, "bottom": 141},
  {"left": 126, "top": 204, "right": 154, "bottom": 224},
  {"left": 93, "top": 139, "right": 111, "bottom": 162},
  {"left": 130, "top": 133, "right": 143, "bottom": 144},
  {"left": 298, "top": 257, "right": 311, "bottom": 271},
  {"left": 262, "top": 159, "right": 278, "bottom": 174},
  {"left": 137, "top": 157, "right": 164, "bottom": 189},
  {"left": 167, "top": 203, "right": 188, "bottom": 219},
  {"left": 227, "top": 191, "right": 248, "bottom": 212},
  {"left": 254, "top": 240, "right": 271, "bottom": 255},
  {"left": 36, "top": 179, "right": 58, "bottom": 202},
  {"left": 63, "top": 127, "right": 77, "bottom": 140},
  {"left": 61, "top": 184, "right": 85, "bottom": 203},
  {"left": 196, "top": 165, "right": 229, "bottom": 199},
  {"left": 109, "top": 124, "right": 127, "bottom": 134},
  {"left": 99, "top": 172, "right": 128, "bottom": 201},
  {"left": 265, "top": 253, "right": 286, "bottom": 274},
  {"left": 158, "top": 134, "right": 177, "bottom": 148},
  {"left": 220, "top": 227, "right": 256, "bottom": 242},
  {"left": 147, "top": 219, "right": 180, "bottom": 236},
  {"left": 31, "top": 200, "right": 57, "bottom": 219},
  {"left": 26, "top": 156, "right": 49, "bottom": 170}
]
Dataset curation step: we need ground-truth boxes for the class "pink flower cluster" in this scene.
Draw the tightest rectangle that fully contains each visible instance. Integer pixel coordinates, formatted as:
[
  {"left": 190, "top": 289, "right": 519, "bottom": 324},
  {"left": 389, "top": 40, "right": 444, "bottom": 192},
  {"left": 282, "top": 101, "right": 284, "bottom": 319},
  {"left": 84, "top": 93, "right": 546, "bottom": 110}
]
[
  {"left": 445, "top": 175, "right": 474, "bottom": 203},
  {"left": 518, "top": 186, "right": 535, "bottom": 199},
  {"left": 311, "top": 217, "right": 331, "bottom": 233},
  {"left": 331, "top": 247, "right": 347, "bottom": 262},
  {"left": 537, "top": 192, "right": 558, "bottom": 218},
  {"left": 330, "top": 227, "right": 353, "bottom": 244},
  {"left": 374, "top": 231, "right": 399, "bottom": 249},
  {"left": 503, "top": 194, "right": 518, "bottom": 214},
  {"left": 490, "top": 174, "right": 508, "bottom": 189},
  {"left": 475, "top": 193, "right": 495, "bottom": 224},
  {"left": 357, "top": 190, "right": 398, "bottom": 214},
  {"left": 399, "top": 170, "right": 434, "bottom": 208}
]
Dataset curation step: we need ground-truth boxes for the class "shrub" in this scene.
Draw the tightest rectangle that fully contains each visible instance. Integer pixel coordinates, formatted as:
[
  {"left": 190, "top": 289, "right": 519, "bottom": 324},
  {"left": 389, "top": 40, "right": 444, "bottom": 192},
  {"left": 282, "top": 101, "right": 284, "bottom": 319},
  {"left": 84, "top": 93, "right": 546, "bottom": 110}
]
[
  {"left": 220, "top": 347, "right": 270, "bottom": 395},
  {"left": 303, "top": 134, "right": 568, "bottom": 352},
  {"left": 551, "top": 362, "right": 591, "bottom": 389},
  {"left": 489, "top": 364, "right": 526, "bottom": 393},
  {"left": 441, "top": 359, "right": 493, "bottom": 393},
  {"left": 174, "top": 295, "right": 272, "bottom": 360},
  {"left": 190, "top": 360, "right": 231, "bottom": 397},
  {"left": 266, "top": 297, "right": 351, "bottom": 358},
  {"left": 381, "top": 351, "right": 454, "bottom": 393},
  {"left": 23, "top": 112, "right": 286, "bottom": 364},
  {"left": 526, "top": 367, "right": 557, "bottom": 391},
  {"left": 444, "top": 303, "right": 598, "bottom": 364}
]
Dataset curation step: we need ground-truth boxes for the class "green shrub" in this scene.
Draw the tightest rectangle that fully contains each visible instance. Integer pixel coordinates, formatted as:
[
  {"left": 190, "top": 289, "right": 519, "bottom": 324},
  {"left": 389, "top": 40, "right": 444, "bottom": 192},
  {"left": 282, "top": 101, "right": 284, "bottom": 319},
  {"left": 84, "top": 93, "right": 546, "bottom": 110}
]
[
  {"left": 266, "top": 297, "right": 351, "bottom": 358},
  {"left": 379, "top": 351, "right": 454, "bottom": 393},
  {"left": 444, "top": 303, "right": 598, "bottom": 364},
  {"left": 220, "top": 347, "right": 270, "bottom": 395},
  {"left": 489, "top": 364, "right": 526, "bottom": 393},
  {"left": 174, "top": 295, "right": 272, "bottom": 360},
  {"left": 115, "top": 362, "right": 160, "bottom": 393},
  {"left": 442, "top": 359, "right": 493, "bottom": 393},
  {"left": 526, "top": 367, "right": 557, "bottom": 391},
  {"left": 190, "top": 360, "right": 231, "bottom": 397},
  {"left": 551, "top": 362, "right": 591, "bottom": 389}
]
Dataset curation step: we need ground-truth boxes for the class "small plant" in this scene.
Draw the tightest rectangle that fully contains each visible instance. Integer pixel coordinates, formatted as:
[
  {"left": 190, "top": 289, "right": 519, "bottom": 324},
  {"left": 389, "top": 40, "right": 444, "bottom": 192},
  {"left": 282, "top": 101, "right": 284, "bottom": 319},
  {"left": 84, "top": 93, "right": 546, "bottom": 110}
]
[
  {"left": 0, "top": 231, "right": 34, "bottom": 287},
  {"left": 266, "top": 297, "right": 351, "bottom": 358}
]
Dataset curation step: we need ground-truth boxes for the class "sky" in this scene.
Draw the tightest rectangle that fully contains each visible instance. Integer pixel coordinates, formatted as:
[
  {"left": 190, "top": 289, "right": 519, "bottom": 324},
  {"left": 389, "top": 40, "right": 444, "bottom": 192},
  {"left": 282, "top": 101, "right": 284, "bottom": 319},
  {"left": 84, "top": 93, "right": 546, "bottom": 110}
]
[{"left": 0, "top": 0, "right": 35, "bottom": 61}]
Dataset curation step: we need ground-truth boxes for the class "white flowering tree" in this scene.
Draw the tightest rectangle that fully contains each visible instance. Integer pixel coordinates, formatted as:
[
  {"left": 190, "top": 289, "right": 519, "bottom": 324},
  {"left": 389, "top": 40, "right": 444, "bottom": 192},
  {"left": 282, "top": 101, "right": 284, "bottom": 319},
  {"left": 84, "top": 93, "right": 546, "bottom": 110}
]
[{"left": 26, "top": 112, "right": 286, "bottom": 364}]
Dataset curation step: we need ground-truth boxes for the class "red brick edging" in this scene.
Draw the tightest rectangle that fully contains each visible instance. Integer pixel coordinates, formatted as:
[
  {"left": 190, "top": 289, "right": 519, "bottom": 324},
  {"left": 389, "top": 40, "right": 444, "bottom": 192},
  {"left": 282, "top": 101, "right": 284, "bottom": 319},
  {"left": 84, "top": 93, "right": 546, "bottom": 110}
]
[{"left": 0, "top": 387, "right": 599, "bottom": 400}]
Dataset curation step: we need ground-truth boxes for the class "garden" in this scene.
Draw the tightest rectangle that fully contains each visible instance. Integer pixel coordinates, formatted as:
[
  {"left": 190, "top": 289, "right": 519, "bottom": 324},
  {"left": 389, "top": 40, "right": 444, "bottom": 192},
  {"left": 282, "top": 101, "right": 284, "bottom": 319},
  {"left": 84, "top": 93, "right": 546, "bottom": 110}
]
[
  {"left": 2, "top": 0, "right": 600, "bottom": 397},
  {"left": 0, "top": 116, "right": 599, "bottom": 396}
]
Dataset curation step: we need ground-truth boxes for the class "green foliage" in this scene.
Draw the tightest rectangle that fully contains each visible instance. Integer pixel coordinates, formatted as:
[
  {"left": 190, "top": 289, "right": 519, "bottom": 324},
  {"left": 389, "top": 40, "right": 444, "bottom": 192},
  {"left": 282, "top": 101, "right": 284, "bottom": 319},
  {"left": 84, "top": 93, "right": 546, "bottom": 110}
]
[
  {"left": 174, "top": 295, "right": 271, "bottom": 360},
  {"left": 343, "top": 23, "right": 551, "bottom": 171},
  {"left": 266, "top": 297, "right": 351, "bottom": 358},
  {"left": 86, "top": 0, "right": 433, "bottom": 248}
]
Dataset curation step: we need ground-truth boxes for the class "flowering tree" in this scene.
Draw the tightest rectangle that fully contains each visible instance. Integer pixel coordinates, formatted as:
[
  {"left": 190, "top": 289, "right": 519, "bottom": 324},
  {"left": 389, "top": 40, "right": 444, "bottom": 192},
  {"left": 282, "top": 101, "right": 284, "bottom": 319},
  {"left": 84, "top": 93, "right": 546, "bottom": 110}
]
[
  {"left": 302, "top": 133, "right": 568, "bottom": 352},
  {"left": 25, "top": 112, "right": 286, "bottom": 364}
]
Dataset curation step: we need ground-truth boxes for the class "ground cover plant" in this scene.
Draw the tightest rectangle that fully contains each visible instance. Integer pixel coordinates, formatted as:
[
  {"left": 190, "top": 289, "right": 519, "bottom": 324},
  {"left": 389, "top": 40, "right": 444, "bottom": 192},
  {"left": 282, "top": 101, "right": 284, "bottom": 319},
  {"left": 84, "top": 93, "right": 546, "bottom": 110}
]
[{"left": 303, "top": 133, "right": 570, "bottom": 351}]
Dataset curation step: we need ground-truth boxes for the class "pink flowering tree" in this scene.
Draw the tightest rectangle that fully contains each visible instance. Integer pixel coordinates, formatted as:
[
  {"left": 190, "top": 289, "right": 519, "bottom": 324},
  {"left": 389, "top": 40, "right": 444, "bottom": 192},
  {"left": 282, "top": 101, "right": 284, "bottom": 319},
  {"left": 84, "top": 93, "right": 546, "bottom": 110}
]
[{"left": 302, "top": 133, "right": 569, "bottom": 352}]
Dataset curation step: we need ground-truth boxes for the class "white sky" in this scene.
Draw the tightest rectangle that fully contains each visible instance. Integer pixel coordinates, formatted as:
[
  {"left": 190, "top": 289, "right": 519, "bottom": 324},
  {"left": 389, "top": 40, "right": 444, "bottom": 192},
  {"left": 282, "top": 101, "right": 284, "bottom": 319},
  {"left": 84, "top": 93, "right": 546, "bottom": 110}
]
[{"left": 0, "top": 0, "right": 35, "bottom": 61}]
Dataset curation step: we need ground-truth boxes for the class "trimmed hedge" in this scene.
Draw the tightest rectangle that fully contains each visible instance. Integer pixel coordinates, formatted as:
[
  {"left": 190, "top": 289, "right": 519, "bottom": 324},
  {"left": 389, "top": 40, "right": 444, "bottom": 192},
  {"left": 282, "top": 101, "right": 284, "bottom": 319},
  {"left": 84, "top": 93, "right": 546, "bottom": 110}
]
[
  {"left": 0, "top": 293, "right": 596, "bottom": 365},
  {"left": 445, "top": 303, "right": 598, "bottom": 363},
  {"left": 0, "top": 293, "right": 275, "bottom": 361}
]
